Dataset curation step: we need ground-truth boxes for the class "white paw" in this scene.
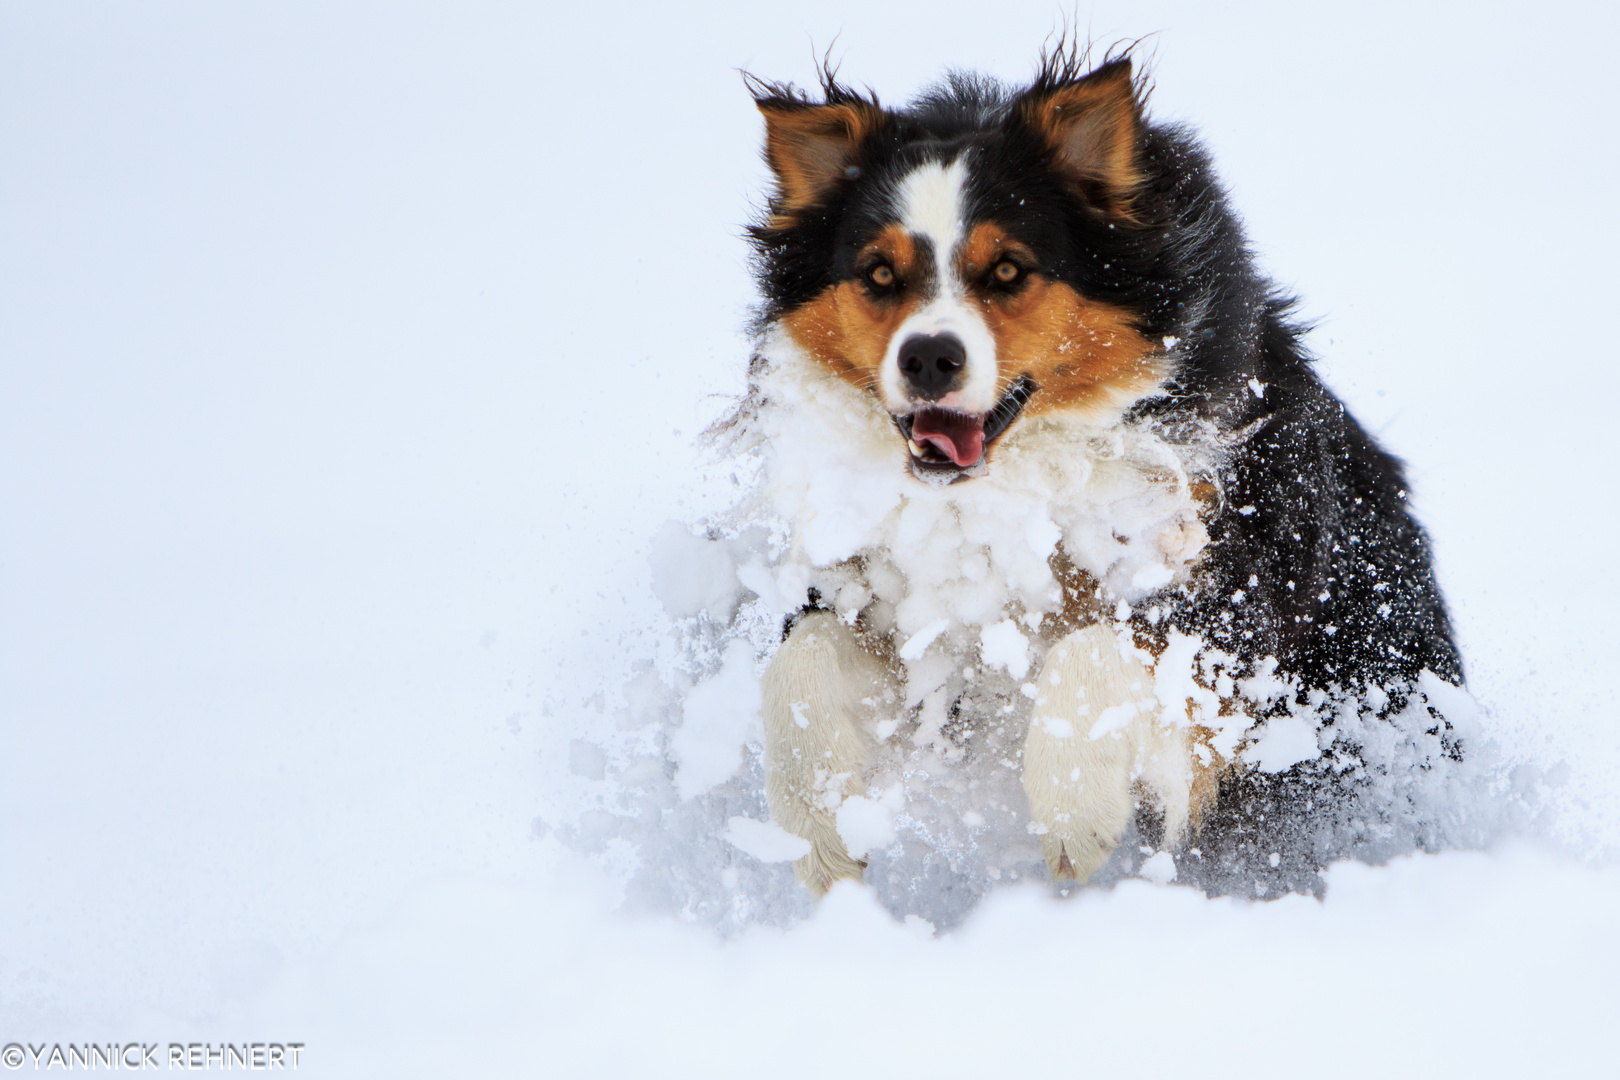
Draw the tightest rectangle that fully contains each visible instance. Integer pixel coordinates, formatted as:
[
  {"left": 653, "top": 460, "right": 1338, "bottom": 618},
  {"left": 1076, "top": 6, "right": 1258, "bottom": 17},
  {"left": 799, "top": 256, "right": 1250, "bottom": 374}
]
[
  {"left": 1022, "top": 624, "right": 1158, "bottom": 881},
  {"left": 761, "top": 611, "right": 886, "bottom": 896}
]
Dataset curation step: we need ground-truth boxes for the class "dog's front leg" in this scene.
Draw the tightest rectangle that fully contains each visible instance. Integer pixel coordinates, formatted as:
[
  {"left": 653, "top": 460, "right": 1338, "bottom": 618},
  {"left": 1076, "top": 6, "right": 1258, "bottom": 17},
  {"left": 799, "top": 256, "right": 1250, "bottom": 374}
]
[
  {"left": 1022, "top": 623, "right": 1160, "bottom": 883},
  {"left": 762, "top": 610, "right": 882, "bottom": 896}
]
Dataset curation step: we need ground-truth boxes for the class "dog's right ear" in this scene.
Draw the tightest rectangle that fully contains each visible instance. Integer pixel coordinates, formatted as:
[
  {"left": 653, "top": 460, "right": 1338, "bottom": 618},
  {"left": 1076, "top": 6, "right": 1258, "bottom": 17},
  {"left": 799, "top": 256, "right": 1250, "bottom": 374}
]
[{"left": 755, "top": 94, "right": 883, "bottom": 223}]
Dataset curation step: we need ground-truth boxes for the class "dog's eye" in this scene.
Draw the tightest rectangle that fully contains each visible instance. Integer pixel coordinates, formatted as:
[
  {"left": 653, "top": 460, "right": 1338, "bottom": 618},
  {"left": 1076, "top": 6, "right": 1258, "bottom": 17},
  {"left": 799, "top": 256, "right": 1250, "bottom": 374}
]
[
  {"left": 867, "top": 264, "right": 895, "bottom": 288},
  {"left": 993, "top": 260, "right": 1022, "bottom": 285}
]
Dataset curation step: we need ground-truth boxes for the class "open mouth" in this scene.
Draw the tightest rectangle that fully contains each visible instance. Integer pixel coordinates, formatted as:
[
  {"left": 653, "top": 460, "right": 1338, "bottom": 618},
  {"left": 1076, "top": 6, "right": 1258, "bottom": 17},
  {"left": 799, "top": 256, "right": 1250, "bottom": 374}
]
[{"left": 893, "top": 375, "right": 1036, "bottom": 483}]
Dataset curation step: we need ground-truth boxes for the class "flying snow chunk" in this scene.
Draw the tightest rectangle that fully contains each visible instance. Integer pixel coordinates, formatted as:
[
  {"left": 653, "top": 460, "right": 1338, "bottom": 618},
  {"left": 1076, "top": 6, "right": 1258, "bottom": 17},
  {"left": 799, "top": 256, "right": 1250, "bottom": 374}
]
[
  {"left": 1129, "top": 562, "right": 1175, "bottom": 592},
  {"left": 735, "top": 558, "right": 810, "bottom": 618},
  {"left": 1139, "top": 851, "right": 1177, "bottom": 885},
  {"left": 670, "top": 638, "right": 760, "bottom": 799},
  {"left": 649, "top": 521, "right": 742, "bottom": 620},
  {"left": 568, "top": 740, "right": 607, "bottom": 781},
  {"left": 1244, "top": 713, "right": 1321, "bottom": 773},
  {"left": 835, "top": 795, "right": 896, "bottom": 860},
  {"left": 978, "top": 619, "right": 1031, "bottom": 679},
  {"left": 1416, "top": 669, "right": 1483, "bottom": 741},
  {"left": 724, "top": 817, "right": 810, "bottom": 862}
]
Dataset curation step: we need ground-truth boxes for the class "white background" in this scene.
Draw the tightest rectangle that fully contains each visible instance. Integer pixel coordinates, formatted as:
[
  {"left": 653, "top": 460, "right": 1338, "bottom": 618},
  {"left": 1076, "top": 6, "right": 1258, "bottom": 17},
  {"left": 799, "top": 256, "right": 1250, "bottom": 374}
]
[{"left": 3, "top": 2, "right": 1617, "bottom": 1075}]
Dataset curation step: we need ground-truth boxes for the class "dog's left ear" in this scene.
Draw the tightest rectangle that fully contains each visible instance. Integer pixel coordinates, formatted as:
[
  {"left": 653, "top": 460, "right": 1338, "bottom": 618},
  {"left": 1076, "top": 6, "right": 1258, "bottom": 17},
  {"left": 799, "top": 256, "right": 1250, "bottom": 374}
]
[{"left": 1013, "top": 58, "right": 1145, "bottom": 216}]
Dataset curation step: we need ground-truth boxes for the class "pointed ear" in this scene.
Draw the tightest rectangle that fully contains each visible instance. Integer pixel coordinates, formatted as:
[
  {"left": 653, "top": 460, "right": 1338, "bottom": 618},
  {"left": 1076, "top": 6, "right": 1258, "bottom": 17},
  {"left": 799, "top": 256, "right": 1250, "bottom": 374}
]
[
  {"left": 757, "top": 99, "right": 883, "bottom": 221},
  {"left": 1015, "top": 58, "right": 1145, "bottom": 215}
]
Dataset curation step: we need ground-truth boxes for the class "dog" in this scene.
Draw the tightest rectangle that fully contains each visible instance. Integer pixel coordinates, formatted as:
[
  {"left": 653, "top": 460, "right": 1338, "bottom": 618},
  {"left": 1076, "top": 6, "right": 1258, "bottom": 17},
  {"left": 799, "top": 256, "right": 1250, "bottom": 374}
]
[{"left": 723, "top": 45, "right": 1467, "bottom": 900}]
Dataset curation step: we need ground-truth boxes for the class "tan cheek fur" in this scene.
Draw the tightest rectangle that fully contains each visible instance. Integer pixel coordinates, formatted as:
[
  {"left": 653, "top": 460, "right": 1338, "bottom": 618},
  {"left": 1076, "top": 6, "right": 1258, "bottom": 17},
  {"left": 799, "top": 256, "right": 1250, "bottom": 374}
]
[
  {"left": 981, "top": 279, "right": 1163, "bottom": 418},
  {"left": 960, "top": 224, "right": 1163, "bottom": 421},
  {"left": 780, "top": 227, "right": 924, "bottom": 394}
]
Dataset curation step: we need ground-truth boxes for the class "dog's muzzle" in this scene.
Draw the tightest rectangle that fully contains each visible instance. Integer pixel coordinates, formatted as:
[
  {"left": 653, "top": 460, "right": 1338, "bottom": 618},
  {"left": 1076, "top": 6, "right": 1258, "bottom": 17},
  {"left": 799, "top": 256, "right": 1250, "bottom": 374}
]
[{"left": 893, "top": 375, "right": 1036, "bottom": 485}]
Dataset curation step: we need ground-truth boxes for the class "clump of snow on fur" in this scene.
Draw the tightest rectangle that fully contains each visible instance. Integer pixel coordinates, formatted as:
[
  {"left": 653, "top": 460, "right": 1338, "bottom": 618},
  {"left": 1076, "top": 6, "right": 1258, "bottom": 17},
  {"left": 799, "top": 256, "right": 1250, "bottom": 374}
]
[
  {"left": 1246, "top": 713, "right": 1323, "bottom": 773},
  {"left": 723, "top": 336, "right": 1214, "bottom": 658},
  {"left": 979, "top": 619, "right": 1031, "bottom": 679}
]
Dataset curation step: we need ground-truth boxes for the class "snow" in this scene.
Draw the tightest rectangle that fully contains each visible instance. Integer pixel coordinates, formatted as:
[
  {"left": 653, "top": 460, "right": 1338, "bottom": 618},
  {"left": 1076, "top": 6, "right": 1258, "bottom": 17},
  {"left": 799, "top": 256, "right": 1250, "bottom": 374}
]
[
  {"left": 1244, "top": 713, "right": 1323, "bottom": 773},
  {"left": 1088, "top": 700, "right": 1146, "bottom": 740},
  {"left": 738, "top": 329, "right": 1213, "bottom": 649},
  {"left": 898, "top": 617, "right": 951, "bottom": 660},
  {"left": 979, "top": 618, "right": 1032, "bottom": 678},
  {"left": 835, "top": 794, "right": 899, "bottom": 860},
  {"left": 238, "top": 845, "right": 1620, "bottom": 1077},
  {"left": 649, "top": 522, "right": 745, "bottom": 623},
  {"left": 1139, "top": 850, "right": 1178, "bottom": 884},
  {"left": 724, "top": 817, "right": 811, "bottom": 862},
  {"left": 3, "top": 2, "right": 1619, "bottom": 1075},
  {"left": 669, "top": 637, "right": 760, "bottom": 799}
]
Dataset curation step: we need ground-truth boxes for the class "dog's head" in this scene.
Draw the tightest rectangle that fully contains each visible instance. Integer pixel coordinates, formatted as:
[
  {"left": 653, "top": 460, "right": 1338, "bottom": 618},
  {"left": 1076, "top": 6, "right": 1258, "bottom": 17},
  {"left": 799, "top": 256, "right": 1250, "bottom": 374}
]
[{"left": 751, "top": 54, "right": 1173, "bottom": 482}]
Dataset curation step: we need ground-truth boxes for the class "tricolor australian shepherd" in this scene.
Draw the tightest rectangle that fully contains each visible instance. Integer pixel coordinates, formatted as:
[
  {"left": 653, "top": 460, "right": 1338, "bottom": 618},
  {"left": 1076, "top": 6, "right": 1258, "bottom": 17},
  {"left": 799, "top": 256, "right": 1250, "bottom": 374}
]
[{"left": 725, "top": 45, "right": 1467, "bottom": 901}]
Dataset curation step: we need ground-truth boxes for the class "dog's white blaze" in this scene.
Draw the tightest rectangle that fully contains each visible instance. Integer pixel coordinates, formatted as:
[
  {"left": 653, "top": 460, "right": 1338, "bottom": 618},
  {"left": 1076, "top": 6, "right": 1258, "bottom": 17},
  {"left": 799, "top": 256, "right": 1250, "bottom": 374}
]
[
  {"left": 880, "top": 157, "right": 1001, "bottom": 415},
  {"left": 896, "top": 158, "right": 965, "bottom": 267}
]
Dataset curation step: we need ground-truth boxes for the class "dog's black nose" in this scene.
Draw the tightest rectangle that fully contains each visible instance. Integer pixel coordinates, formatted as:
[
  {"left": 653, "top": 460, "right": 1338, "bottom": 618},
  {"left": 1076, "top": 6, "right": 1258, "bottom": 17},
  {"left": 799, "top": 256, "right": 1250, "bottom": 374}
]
[{"left": 897, "top": 333, "right": 967, "bottom": 401}]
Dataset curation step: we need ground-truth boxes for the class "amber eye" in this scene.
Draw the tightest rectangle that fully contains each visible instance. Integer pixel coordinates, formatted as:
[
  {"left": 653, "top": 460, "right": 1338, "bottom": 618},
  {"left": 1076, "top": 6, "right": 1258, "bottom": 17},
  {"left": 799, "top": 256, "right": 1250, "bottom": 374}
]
[
  {"left": 868, "top": 264, "right": 895, "bottom": 288},
  {"left": 993, "top": 259, "right": 1021, "bottom": 284}
]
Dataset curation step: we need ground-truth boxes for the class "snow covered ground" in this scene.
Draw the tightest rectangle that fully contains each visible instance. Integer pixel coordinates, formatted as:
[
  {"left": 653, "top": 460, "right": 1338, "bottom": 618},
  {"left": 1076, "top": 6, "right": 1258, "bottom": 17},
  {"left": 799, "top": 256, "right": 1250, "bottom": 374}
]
[{"left": 3, "top": 2, "right": 1618, "bottom": 1075}]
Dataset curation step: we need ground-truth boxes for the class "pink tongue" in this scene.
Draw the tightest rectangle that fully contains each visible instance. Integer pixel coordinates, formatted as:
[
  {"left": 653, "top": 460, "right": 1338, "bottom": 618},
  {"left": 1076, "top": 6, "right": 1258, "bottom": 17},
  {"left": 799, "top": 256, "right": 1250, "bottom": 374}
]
[{"left": 911, "top": 408, "right": 985, "bottom": 467}]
